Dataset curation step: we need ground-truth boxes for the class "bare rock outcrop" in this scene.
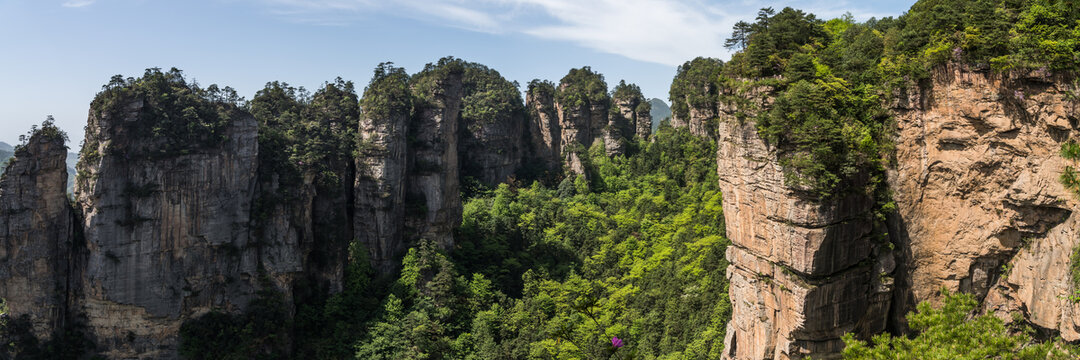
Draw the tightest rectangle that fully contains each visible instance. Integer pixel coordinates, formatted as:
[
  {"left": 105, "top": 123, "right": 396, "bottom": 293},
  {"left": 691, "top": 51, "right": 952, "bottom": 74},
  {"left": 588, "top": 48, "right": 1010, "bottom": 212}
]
[
  {"left": 555, "top": 67, "right": 611, "bottom": 174},
  {"left": 889, "top": 65, "right": 1080, "bottom": 338},
  {"left": 607, "top": 81, "right": 652, "bottom": 156},
  {"left": 525, "top": 81, "right": 562, "bottom": 176},
  {"left": 0, "top": 126, "right": 73, "bottom": 339},
  {"left": 75, "top": 96, "right": 262, "bottom": 358},
  {"left": 718, "top": 86, "right": 893, "bottom": 360},
  {"left": 406, "top": 63, "right": 465, "bottom": 249},
  {"left": 355, "top": 68, "right": 413, "bottom": 274}
]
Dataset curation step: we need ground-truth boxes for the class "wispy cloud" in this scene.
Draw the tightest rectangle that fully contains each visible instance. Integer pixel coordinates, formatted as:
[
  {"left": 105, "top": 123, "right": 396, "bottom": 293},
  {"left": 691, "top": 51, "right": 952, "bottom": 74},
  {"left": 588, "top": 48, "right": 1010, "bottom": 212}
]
[
  {"left": 62, "top": 0, "right": 96, "bottom": 8},
  {"left": 252, "top": 0, "right": 902, "bottom": 66}
]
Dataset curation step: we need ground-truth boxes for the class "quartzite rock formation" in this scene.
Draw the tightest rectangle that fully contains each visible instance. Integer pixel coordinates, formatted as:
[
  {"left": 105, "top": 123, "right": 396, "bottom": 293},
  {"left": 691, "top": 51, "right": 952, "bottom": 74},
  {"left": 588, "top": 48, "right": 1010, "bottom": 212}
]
[
  {"left": 890, "top": 65, "right": 1080, "bottom": 339},
  {"left": 526, "top": 71, "right": 651, "bottom": 175},
  {"left": 715, "top": 64, "right": 1080, "bottom": 359},
  {"left": 406, "top": 65, "right": 464, "bottom": 250},
  {"left": 0, "top": 128, "right": 73, "bottom": 340},
  {"left": 74, "top": 96, "right": 264, "bottom": 358},
  {"left": 716, "top": 86, "right": 893, "bottom": 360}
]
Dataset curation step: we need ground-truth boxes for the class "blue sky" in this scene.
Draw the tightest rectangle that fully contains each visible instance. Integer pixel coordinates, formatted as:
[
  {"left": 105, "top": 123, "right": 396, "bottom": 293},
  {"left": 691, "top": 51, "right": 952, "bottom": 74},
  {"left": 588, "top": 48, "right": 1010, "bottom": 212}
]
[{"left": 0, "top": 0, "right": 916, "bottom": 146}]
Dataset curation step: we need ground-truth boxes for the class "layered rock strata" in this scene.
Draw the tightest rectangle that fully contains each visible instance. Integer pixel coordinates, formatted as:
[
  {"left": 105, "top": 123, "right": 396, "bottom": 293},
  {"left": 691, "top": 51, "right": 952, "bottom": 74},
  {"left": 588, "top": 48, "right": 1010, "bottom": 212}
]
[
  {"left": 889, "top": 65, "right": 1080, "bottom": 338},
  {"left": 718, "top": 87, "right": 893, "bottom": 360}
]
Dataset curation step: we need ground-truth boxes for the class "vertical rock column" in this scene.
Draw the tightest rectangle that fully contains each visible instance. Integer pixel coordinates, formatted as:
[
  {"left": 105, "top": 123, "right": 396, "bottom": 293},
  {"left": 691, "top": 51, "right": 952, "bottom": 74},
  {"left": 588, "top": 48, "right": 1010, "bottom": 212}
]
[
  {"left": 75, "top": 99, "right": 261, "bottom": 359},
  {"left": 717, "top": 90, "right": 893, "bottom": 360},
  {"left": 526, "top": 81, "right": 561, "bottom": 175},
  {"left": 355, "top": 69, "right": 413, "bottom": 274},
  {"left": 458, "top": 65, "right": 527, "bottom": 186},
  {"left": 0, "top": 128, "right": 73, "bottom": 339},
  {"left": 407, "top": 64, "right": 465, "bottom": 249}
]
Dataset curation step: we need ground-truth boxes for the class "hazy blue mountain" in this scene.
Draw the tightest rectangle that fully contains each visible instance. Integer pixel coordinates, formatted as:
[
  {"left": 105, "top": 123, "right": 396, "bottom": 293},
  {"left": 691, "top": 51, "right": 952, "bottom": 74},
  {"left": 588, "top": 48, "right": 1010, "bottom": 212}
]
[
  {"left": 0, "top": 149, "right": 12, "bottom": 173},
  {"left": 0, "top": 142, "right": 13, "bottom": 152},
  {"left": 67, "top": 152, "right": 77, "bottom": 194},
  {"left": 648, "top": 98, "right": 672, "bottom": 131}
]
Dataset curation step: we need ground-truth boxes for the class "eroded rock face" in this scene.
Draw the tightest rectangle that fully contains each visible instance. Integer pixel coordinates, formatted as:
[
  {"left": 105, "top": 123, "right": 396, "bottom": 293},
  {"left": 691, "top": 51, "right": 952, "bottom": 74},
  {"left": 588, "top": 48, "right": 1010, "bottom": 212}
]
[
  {"left": 75, "top": 99, "right": 262, "bottom": 358},
  {"left": 889, "top": 65, "right": 1080, "bottom": 338},
  {"left": 407, "top": 67, "right": 464, "bottom": 250},
  {"left": 355, "top": 79, "right": 411, "bottom": 274},
  {"left": 0, "top": 131, "right": 73, "bottom": 339},
  {"left": 606, "top": 92, "right": 651, "bottom": 156},
  {"left": 718, "top": 87, "right": 892, "bottom": 360},
  {"left": 458, "top": 69, "right": 527, "bottom": 187},
  {"left": 526, "top": 84, "right": 561, "bottom": 176},
  {"left": 556, "top": 97, "right": 596, "bottom": 175}
]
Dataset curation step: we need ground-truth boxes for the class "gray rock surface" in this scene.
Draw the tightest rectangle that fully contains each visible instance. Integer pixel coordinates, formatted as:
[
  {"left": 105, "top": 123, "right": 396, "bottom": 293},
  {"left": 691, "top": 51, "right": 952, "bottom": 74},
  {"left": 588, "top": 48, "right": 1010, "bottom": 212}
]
[
  {"left": 74, "top": 98, "right": 261, "bottom": 359},
  {"left": 0, "top": 131, "right": 73, "bottom": 339}
]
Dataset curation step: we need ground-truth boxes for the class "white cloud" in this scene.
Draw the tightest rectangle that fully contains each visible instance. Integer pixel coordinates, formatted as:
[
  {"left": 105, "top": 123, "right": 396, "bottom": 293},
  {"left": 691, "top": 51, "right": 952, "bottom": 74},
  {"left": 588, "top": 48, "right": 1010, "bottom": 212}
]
[
  {"left": 252, "top": 0, "right": 899, "bottom": 66},
  {"left": 62, "top": 0, "right": 96, "bottom": 8}
]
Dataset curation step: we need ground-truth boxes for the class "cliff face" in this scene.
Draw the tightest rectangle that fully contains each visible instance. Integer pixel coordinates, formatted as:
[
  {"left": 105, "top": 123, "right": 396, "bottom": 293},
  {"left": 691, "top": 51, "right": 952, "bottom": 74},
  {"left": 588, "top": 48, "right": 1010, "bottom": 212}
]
[
  {"left": 407, "top": 67, "right": 464, "bottom": 249},
  {"left": 555, "top": 96, "right": 598, "bottom": 174},
  {"left": 0, "top": 130, "right": 73, "bottom": 339},
  {"left": 607, "top": 86, "right": 652, "bottom": 156},
  {"left": 75, "top": 98, "right": 263, "bottom": 358},
  {"left": 890, "top": 65, "right": 1080, "bottom": 338},
  {"left": 458, "top": 67, "right": 527, "bottom": 186},
  {"left": 717, "top": 87, "right": 893, "bottom": 360},
  {"left": 715, "top": 64, "right": 1080, "bottom": 358},
  {"left": 355, "top": 74, "right": 412, "bottom": 274},
  {"left": 525, "top": 85, "right": 561, "bottom": 175}
]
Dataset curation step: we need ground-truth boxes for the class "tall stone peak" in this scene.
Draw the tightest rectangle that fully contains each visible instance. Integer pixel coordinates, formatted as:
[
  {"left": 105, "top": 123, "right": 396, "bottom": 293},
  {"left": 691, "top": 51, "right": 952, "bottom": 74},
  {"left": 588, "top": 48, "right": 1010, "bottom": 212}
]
[{"left": 0, "top": 121, "right": 73, "bottom": 340}]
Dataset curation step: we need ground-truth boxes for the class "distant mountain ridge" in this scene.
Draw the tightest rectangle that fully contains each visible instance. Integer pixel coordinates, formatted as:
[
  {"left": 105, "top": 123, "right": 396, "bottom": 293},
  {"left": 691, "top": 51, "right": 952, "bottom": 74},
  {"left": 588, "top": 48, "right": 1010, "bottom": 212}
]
[{"left": 648, "top": 98, "right": 671, "bottom": 131}]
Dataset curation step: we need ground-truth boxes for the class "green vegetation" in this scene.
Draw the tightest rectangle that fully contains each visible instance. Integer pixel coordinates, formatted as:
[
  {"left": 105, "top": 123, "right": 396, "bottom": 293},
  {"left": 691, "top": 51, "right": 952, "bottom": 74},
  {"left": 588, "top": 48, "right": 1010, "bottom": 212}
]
[
  {"left": 842, "top": 291, "right": 1080, "bottom": 359},
  {"left": 460, "top": 61, "right": 523, "bottom": 128},
  {"left": 179, "top": 279, "right": 291, "bottom": 359},
  {"left": 249, "top": 77, "right": 359, "bottom": 189},
  {"left": 1060, "top": 141, "right": 1080, "bottom": 303},
  {"left": 3, "top": 117, "right": 68, "bottom": 181},
  {"left": 451, "top": 126, "right": 728, "bottom": 359},
  {"left": 88, "top": 68, "right": 245, "bottom": 160},
  {"left": 0, "top": 299, "right": 98, "bottom": 360},
  {"left": 1071, "top": 246, "right": 1080, "bottom": 303},
  {"left": 556, "top": 67, "right": 608, "bottom": 110},
  {"left": 668, "top": 57, "right": 722, "bottom": 123}
]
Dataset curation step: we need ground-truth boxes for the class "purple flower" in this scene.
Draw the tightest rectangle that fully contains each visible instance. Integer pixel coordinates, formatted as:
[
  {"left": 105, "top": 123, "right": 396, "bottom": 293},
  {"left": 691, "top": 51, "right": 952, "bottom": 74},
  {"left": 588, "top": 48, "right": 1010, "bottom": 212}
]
[
  {"left": 952, "top": 47, "right": 963, "bottom": 59},
  {"left": 611, "top": 336, "right": 624, "bottom": 349},
  {"left": 1014, "top": 90, "right": 1025, "bottom": 101}
]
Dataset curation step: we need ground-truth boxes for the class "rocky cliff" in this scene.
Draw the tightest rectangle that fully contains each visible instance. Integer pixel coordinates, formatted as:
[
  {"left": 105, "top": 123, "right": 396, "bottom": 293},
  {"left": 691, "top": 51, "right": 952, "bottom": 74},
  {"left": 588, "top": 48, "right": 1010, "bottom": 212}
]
[
  {"left": 458, "top": 64, "right": 527, "bottom": 186},
  {"left": 526, "top": 69, "right": 649, "bottom": 175},
  {"left": 716, "top": 86, "right": 893, "bottom": 360},
  {"left": 889, "top": 65, "right": 1080, "bottom": 339},
  {"left": 74, "top": 91, "right": 264, "bottom": 358},
  {"left": 525, "top": 81, "right": 562, "bottom": 176},
  {"left": 355, "top": 66, "right": 413, "bottom": 274},
  {"left": 406, "top": 63, "right": 464, "bottom": 250},
  {"left": 714, "top": 63, "right": 1080, "bottom": 358},
  {"left": 0, "top": 126, "right": 73, "bottom": 340}
]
